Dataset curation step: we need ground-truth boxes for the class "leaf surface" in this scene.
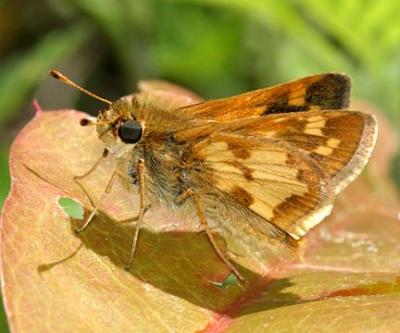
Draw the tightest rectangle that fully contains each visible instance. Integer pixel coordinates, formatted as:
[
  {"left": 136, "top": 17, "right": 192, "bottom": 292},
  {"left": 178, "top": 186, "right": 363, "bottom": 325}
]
[{"left": 1, "top": 89, "right": 400, "bottom": 333}]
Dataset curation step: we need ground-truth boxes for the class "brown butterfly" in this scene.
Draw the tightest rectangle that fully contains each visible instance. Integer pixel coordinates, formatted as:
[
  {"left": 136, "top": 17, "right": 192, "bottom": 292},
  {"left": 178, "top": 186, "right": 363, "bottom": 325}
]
[{"left": 51, "top": 70, "right": 377, "bottom": 283}]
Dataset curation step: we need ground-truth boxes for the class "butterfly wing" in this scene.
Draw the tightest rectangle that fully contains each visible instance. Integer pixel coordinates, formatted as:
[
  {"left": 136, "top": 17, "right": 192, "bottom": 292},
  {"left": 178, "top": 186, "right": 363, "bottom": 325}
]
[
  {"left": 191, "top": 132, "right": 334, "bottom": 239},
  {"left": 185, "top": 110, "right": 376, "bottom": 239},
  {"left": 178, "top": 73, "right": 350, "bottom": 121},
  {"left": 172, "top": 73, "right": 376, "bottom": 240}
]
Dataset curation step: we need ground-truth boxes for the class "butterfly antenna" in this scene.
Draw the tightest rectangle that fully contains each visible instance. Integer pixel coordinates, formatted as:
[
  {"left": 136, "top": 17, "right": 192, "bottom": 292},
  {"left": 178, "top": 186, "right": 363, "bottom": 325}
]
[{"left": 50, "top": 69, "right": 112, "bottom": 106}]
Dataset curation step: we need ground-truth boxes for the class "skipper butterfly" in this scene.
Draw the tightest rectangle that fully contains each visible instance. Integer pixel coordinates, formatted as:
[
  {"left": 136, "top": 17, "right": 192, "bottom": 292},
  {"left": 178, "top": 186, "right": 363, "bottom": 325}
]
[{"left": 51, "top": 70, "right": 377, "bottom": 283}]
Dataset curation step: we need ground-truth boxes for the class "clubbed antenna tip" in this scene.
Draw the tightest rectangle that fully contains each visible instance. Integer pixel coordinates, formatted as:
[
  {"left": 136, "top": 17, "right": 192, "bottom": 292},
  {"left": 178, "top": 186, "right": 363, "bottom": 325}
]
[{"left": 50, "top": 69, "right": 112, "bottom": 106}]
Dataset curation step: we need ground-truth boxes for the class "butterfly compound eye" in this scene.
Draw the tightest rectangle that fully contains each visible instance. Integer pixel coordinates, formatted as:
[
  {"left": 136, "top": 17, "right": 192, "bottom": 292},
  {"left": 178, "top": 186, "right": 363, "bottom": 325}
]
[{"left": 118, "top": 120, "right": 142, "bottom": 144}]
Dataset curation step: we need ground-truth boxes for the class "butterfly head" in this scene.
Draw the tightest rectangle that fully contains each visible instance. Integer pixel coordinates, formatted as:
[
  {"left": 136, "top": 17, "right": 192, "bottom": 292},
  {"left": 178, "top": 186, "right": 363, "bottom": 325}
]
[{"left": 94, "top": 96, "right": 145, "bottom": 157}]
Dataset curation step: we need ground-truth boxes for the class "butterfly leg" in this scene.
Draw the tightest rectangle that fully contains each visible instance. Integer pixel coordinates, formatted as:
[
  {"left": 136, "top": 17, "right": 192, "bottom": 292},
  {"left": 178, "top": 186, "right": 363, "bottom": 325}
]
[
  {"left": 75, "top": 168, "right": 117, "bottom": 232},
  {"left": 73, "top": 148, "right": 109, "bottom": 208},
  {"left": 192, "top": 193, "right": 245, "bottom": 284},
  {"left": 125, "top": 159, "right": 147, "bottom": 270},
  {"left": 117, "top": 208, "right": 150, "bottom": 224}
]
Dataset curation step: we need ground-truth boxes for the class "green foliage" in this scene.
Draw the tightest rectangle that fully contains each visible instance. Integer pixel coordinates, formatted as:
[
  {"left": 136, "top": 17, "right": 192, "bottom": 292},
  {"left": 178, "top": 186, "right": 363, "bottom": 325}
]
[
  {"left": 0, "top": 146, "right": 9, "bottom": 210},
  {"left": 1, "top": 1, "right": 400, "bottom": 127},
  {"left": 174, "top": 0, "right": 400, "bottom": 120},
  {"left": 0, "top": 22, "right": 92, "bottom": 125}
]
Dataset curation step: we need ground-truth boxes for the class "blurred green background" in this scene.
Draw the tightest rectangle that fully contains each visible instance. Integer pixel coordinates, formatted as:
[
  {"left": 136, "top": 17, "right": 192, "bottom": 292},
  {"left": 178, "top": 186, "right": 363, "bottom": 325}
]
[{"left": 0, "top": 0, "right": 399, "bottom": 331}]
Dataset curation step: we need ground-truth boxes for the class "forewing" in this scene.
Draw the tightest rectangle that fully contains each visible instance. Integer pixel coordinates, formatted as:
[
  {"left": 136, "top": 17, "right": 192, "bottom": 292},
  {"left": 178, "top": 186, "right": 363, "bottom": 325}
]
[
  {"left": 178, "top": 73, "right": 350, "bottom": 121},
  {"left": 193, "top": 133, "right": 334, "bottom": 239}
]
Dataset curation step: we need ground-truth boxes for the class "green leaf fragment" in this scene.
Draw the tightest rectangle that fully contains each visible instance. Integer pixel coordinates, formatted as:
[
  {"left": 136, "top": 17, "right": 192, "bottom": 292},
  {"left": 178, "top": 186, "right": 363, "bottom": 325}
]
[{"left": 58, "top": 197, "right": 84, "bottom": 220}]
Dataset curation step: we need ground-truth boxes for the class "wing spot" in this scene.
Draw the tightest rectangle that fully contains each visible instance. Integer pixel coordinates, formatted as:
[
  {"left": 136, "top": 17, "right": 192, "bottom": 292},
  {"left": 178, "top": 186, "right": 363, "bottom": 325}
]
[
  {"left": 231, "top": 186, "right": 254, "bottom": 207},
  {"left": 326, "top": 138, "right": 341, "bottom": 148},
  {"left": 263, "top": 130, "right": 276, "bottom": 137},
  {"left": 307, "top": 115, "right": 325, "bottom": 122},
  {"left": 304, "top": 128, "right": 323, "bottom": 136},
  {"left": 225, "top": 139, "right": 252, "bottom": 159},
  {"left": 264, "top": 92, "right": 309, "bottom": 114},
  {"left": 314, "top": 145, "right": 333, "bottom": 156},
  {"left": 305, "top": 119, "right": 325, "bottom": 136},
  {"left": 306, "top": 119, "right": 326, "bottom": 128},
  {"left": 289, "top": 88, "right": 306, "bottom": 105},
  {"left": 226, "top": 161, "right": 254, "bottom": 180}
]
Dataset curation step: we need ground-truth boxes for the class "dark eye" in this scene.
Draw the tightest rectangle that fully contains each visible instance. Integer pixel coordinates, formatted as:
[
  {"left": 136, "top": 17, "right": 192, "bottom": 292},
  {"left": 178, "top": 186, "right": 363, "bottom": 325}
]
[{"left": 118, "top": 120, "right": 142, "bottom": 144}]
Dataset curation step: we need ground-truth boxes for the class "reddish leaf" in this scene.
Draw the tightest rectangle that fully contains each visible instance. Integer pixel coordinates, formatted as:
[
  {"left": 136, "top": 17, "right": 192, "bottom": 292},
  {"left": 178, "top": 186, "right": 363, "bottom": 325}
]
[{"left": 1, "top": 87, "right": 400, "bottom": 332}]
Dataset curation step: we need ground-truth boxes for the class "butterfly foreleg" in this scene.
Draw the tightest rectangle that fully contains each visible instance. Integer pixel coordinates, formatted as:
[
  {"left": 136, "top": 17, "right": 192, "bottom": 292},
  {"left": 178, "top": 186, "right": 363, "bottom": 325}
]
[
  {"left": 75, "top": 167, "right": 117, "bottom": 232},
  {"left": 73, "top": 148, "right": 109, "bottom": 208}
]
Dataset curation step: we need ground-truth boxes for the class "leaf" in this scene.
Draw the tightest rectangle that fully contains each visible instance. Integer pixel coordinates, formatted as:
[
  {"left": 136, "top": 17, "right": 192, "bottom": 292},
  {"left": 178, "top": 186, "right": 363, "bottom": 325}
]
[{"left": 1, "top": 88, "right": 400, "bottom": 332}]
